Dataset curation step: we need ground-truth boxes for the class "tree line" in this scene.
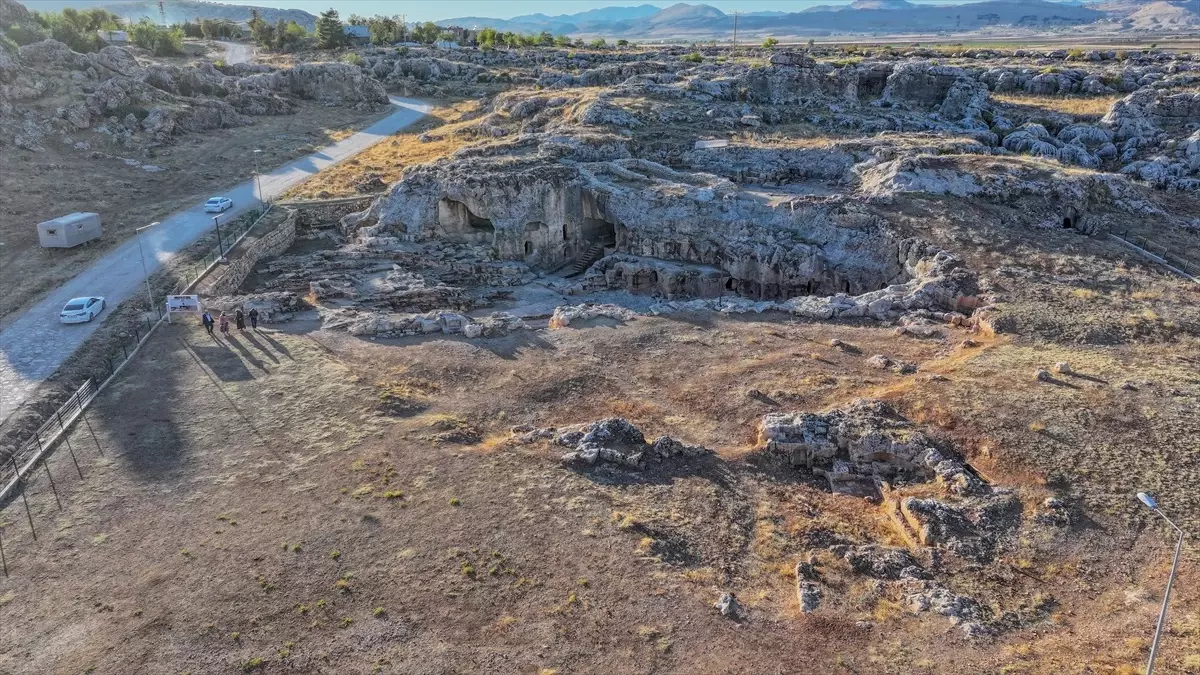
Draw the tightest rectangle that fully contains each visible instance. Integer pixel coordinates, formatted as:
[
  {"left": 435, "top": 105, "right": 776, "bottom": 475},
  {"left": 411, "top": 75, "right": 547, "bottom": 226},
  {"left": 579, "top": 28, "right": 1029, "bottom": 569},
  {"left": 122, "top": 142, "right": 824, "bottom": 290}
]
[{"left": 280, "top": 8, "right": 632, "bottom": 52}]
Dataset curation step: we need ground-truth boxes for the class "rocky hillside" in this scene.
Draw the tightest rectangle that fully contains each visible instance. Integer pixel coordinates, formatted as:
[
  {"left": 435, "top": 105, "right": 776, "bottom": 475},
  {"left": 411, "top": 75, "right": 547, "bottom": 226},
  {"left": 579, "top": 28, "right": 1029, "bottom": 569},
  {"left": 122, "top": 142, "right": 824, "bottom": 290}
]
[
  {"left": 0, "top": 38, "right": 386, "bottom": 155},
  {"left": 13, "top": 0, "right": 317, "bottom": 29}
]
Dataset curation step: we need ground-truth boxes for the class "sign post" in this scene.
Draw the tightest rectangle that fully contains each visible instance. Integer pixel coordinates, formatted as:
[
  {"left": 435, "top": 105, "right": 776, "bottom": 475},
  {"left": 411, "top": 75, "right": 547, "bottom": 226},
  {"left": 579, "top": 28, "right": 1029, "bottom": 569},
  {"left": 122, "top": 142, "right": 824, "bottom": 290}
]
[{"left": 165, "top": 295, "right": 201, "bottom": 325}]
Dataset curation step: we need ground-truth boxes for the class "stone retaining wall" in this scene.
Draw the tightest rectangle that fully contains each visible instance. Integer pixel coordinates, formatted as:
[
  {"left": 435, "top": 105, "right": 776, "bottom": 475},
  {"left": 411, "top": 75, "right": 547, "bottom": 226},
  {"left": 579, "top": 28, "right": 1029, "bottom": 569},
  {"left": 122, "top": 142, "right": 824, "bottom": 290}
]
[
  {"left": 206, "top": 209, "right": 298, "bottom": 296},
  {"left": 276, "top": 196, "right": 376, "bottom": 229}
]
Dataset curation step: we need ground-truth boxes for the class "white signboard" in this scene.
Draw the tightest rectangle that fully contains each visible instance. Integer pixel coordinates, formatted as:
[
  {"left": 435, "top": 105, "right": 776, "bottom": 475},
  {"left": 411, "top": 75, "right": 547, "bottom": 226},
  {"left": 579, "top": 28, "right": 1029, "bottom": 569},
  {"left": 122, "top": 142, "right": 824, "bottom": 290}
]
[{"left": 166, "top": 295, "right": 201, "bottom": 314}]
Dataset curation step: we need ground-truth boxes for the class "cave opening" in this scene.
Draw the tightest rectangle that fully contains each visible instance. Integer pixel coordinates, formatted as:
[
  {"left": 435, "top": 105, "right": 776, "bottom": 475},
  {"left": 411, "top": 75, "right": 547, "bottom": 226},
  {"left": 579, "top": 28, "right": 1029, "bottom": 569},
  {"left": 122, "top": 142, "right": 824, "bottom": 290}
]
[{"left": 582, "top": 217, "right": 616, "bottom": 245}]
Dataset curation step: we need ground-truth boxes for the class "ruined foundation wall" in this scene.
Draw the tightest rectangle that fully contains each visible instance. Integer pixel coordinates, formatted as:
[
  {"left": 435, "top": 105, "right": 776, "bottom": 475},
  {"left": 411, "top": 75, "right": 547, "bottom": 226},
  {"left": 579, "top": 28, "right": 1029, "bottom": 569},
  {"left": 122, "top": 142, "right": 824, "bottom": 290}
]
[{"left": 207, "top": 209, "right": 298, "bottom": 297}]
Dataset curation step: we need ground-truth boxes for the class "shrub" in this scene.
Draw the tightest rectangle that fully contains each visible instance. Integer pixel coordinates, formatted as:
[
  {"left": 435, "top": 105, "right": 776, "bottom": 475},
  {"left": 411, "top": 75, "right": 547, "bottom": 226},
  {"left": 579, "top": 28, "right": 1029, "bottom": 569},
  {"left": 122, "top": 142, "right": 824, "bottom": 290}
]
[
  {"left": 5, "top": 22, "right": 49, "bottom": 46},
  {"left": 682, "top": 51, "right": 703, "bottom": 63},
  {"left": 762, "top": 37, "right": 779, "bottom": 49},
  {"left": 341, "top": 52, "right": 364, "bottom": 66}
]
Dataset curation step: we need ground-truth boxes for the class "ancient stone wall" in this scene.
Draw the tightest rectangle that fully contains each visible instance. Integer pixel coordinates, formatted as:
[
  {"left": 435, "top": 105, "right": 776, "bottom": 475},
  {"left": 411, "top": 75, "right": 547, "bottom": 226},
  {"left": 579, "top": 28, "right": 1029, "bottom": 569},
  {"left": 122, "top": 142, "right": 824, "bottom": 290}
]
[
  {"left": 278, "top": 196, "right": 377, "bottom": 230},
  {"left": 206, "top": 210, "right": 298, "bottom": 297}
]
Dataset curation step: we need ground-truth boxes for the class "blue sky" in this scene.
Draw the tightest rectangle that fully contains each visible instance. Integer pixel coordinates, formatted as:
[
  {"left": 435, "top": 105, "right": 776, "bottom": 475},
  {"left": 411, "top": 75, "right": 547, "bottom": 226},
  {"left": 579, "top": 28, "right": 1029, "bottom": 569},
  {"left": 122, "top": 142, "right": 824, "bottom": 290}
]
[{"left": 235, "top": 1, "right": 970, "bottom": 23}]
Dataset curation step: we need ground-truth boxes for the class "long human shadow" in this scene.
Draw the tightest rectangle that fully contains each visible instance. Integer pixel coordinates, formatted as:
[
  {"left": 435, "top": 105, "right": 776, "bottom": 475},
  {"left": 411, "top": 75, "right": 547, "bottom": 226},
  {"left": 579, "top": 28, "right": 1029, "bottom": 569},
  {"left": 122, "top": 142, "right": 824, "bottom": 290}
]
[
  {"left": 190, "top": 342, "right": 255, "bottom": 382},
  {"left": 243, "top": 331, "right": 280, "bottom": 365},
  {"left": 256, "top": 330, "right": 293, "bottom": 360},
  {"left": 225, "top": 333, "right": 269, "bottom": 373}
]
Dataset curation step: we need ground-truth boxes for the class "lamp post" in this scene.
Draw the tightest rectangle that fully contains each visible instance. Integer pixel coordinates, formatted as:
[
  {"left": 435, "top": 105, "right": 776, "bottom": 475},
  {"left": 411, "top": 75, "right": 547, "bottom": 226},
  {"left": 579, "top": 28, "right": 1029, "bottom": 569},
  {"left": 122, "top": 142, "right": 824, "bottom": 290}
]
[
  {"left": 135, "top": 221, "right": 161, "bottom": 312},
  {"left": 1137, "top": 491, "right": 1185, "bottom": 675},
  {"left": 253, "top": 148, "right": 264, "bottom": 210},
  {"left": 212, "top": 215, "right": 226, "bottom": 262}
]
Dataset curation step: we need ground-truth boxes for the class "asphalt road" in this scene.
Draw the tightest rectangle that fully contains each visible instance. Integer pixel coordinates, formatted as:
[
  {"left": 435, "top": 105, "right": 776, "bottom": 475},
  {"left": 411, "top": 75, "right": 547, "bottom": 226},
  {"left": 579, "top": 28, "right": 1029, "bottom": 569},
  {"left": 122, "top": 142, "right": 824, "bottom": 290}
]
[
  {"left": 0, "top": 96, "right": 431, "bottom": 424},
  {"left": 216, "top": 40, "right": 254, "bottom": 65}
]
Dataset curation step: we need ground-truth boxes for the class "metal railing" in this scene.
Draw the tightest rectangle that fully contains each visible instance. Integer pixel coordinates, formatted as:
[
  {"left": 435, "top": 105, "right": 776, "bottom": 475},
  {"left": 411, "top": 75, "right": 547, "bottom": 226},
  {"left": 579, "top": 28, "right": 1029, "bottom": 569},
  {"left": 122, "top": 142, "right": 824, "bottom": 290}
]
[
  {"left": 0, "top": 206, "right": 275, "bottom": 574},
  {"left": 1111, "top": 230, "right": 1199, "bottom": 282}
]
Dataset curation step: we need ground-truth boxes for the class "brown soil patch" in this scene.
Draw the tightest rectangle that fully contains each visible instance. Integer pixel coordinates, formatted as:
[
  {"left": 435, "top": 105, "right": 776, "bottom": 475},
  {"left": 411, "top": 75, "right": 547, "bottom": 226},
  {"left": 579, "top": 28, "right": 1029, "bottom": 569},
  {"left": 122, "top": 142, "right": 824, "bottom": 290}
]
[{"left": 0, "top": 314, "right": 1196, "bottom": 673}]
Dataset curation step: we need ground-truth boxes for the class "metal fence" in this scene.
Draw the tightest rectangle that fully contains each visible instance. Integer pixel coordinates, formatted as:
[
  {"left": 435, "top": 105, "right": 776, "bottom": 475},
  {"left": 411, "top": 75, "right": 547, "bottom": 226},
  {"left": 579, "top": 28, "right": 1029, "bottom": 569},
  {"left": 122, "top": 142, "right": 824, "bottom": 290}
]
[
  {"left": 1111, "top": 230, "right": 1199, "bottom": 281},
  {"left": 0, "top": 206, "right": 274, "bottom": 575}
]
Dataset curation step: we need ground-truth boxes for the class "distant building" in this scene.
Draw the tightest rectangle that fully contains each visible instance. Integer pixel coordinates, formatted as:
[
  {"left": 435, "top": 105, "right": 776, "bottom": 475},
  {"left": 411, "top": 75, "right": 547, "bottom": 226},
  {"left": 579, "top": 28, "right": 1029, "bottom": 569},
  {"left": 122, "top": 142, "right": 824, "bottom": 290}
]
[
  {"left": 97, "top": 29, "right": 128, "bottom": 44},
  {"left": 343, "top": 25, "right": 369, "bottom": 44}
]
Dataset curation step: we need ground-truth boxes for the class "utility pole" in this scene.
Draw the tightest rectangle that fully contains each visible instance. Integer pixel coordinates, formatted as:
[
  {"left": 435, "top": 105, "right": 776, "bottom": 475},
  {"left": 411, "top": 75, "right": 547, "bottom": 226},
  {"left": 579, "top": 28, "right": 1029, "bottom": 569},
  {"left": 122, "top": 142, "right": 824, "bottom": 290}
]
[
  {"left": 1137, "top": 492, "right": 1185, "bottom": 675},
  {"left": 157, "top": 0, "right": 166, "bottom": 25},
  {"left": 732, "top": 11, "right": 739, "bottom": 48}
]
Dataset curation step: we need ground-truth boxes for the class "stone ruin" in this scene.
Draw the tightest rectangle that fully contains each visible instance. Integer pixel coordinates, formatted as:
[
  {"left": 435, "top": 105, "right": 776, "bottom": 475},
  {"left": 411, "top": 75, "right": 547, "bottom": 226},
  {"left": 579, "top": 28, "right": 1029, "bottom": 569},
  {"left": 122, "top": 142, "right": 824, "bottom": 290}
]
[
  {"left": 758, "top": 399, "right": 986, "bottom": 497},
  {"left": 765, "top": 400, "right": 1053, "bottom": 636},
  {"left": 513, "top": 417, "right": 710, "bottom": 470}
]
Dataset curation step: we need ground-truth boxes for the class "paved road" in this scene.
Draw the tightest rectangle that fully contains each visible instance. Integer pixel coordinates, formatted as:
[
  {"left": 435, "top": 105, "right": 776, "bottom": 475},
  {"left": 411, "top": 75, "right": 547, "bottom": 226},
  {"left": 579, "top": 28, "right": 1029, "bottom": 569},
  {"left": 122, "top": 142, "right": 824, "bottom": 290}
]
[
  {"left": 0, "top": 96, "right": 431, "bottom": 424},
  {"left": 216, "top": 40, "right": 254, "bottom": 65}
]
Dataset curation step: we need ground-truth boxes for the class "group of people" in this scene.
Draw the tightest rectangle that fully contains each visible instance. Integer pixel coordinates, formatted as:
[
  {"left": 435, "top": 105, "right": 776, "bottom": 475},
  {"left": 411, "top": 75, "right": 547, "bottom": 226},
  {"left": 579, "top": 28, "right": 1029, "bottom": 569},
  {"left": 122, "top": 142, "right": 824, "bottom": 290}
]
[{"left": 201, "top": 307, "right": 259, "bottom": 337}]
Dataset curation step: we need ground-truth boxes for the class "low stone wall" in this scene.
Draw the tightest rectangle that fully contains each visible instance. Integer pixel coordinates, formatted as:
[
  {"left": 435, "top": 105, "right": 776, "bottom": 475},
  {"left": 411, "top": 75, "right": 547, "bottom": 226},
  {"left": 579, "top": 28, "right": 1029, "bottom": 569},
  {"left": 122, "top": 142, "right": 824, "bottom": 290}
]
[
  {"left": 206, "top": 209, "right": 298, "bottom": 296},
  {"left": 276, "top": 196, "right": 376, "bottom": 229}
]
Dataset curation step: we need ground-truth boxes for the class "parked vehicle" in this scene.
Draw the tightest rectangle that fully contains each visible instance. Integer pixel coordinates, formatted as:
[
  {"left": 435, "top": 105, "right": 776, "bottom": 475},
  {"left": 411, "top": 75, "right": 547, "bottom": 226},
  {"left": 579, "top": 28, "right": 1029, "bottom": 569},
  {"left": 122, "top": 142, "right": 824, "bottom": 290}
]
[
  {"left": 204, "top": 197, "right": 233, "bottom": 213},
  {"left": 59, "top": 296, "right": 106, "bottom": 324}
]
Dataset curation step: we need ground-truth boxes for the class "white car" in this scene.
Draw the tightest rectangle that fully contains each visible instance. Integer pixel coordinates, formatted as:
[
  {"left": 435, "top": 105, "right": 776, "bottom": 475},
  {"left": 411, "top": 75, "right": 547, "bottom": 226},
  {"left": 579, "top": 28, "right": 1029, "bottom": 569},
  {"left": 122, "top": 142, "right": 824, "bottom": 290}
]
[
  {"left": 203, "top": 197, "right": 233, "bottom": 213},
  {"left": 60, "top": 296, "right": 105, "bottom": 324}
]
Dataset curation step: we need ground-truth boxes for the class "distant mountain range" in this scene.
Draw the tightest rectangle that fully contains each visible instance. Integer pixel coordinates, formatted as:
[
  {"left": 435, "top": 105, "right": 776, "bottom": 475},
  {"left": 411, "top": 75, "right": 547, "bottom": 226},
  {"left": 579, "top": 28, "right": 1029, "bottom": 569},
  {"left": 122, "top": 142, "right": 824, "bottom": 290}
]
[
  {"left": 16, "top": 0, "right": 1198, "bottom": 37},
  {"left": 438, "top": 0, "right": 1135, "bottom": 37}
]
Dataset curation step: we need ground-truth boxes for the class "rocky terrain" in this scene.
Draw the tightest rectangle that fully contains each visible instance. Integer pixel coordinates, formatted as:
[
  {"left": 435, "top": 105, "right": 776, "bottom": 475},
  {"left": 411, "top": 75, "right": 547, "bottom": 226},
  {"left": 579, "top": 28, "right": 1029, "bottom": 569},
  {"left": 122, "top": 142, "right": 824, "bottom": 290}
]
[{"left": 2, "top": 21, "right": 1200, "bottom": 675}]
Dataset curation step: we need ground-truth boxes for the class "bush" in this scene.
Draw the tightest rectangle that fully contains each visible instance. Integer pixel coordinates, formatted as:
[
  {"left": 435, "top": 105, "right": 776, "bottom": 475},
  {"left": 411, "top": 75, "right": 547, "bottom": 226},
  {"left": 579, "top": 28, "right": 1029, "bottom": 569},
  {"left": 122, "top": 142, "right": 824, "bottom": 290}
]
[
  {"left": 129, "top": 20, "right": 183, "bottom": 56},
  {"left": 5, "top": 22, "right": 49, "bottom": 46},
  {"left": 682, "top": 51, "right": 703, "bottom": 63},
  {"left": 762, "top": 37, "right": 779, "bottom": 49},
  {"left": 341, "top": 52, "right": 364, "bottom": 66}
]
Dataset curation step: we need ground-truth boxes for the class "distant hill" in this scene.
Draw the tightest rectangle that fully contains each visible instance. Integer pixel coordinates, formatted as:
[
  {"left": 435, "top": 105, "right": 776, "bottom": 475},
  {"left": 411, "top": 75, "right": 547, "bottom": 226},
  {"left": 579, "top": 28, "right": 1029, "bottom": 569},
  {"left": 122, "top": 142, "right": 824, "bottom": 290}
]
[
  {"left": 19, "top": 0, "right": 316, "bottom": 28},
  {"left": 509, "top": 4, "right": 660, "bottom": 23},
  {"left": 849, "top": 0, "right": 917, "bottom": 9},
  {"left": 1122, "top": 0, "right": 1200, "bottom": 27},
  {"left": 439, "top": 0, "right": 1111, "bottom": 38}
]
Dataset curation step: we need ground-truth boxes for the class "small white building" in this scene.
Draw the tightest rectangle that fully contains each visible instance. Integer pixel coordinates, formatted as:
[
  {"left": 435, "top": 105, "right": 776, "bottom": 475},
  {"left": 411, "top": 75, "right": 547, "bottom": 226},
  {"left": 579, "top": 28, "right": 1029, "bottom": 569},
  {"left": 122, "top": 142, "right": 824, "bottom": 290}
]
[
  {"left": 38, "top": 212, "right": 102, "bottom": 248},
  {"left": 97, "top": 29, "right": 128, "bottom": 44}
]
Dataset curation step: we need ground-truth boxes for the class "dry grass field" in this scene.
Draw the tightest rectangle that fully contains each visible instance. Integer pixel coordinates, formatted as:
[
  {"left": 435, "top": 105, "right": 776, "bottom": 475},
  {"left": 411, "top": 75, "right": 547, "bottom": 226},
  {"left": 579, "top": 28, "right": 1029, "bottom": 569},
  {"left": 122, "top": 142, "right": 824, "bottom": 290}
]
[{"left": 1, "top": 299, "right": 1197, "bottom": 673}]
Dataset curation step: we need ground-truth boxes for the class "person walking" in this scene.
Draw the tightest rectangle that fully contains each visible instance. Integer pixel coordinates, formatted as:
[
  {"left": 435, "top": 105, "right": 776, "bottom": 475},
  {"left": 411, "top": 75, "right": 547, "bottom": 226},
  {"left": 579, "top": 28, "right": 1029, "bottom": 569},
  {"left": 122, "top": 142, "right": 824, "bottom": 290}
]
[
  {"left": 202, "top": 311, "right": 214, "bottom": 335},
  {"left": 235, "top": 308, "right": 245, "bottom": 331},
  {"left": 219, "top": 312, "right": 230, "bottom": 337},
  {"left": 248, "top": 308, "right": 259, "bottom": 331}
]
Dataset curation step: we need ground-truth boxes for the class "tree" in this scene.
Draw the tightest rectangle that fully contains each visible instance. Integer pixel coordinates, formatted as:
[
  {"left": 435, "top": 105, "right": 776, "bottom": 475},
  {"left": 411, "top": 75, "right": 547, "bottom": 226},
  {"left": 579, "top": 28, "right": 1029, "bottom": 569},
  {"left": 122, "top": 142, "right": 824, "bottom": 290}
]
[
  {"left": 553, "top": 34, "right": 571, "bottom": 47},
  {"left": 347, "top": 13, "right": 368, "bottom": 26},
  {"left": 315, "top": 8, "right": 345, "bottom": 49},
  {"left": 590, "top": 37, "right": 606, "bottom": 49},
  {"left": 478, "top": 27, "right": 498, "bottom": 50},
  {"left": 368, "top": 16, "right": 398, "bottom": 45},
  {"left": 504, "top": 31, "right": 522, "bottom": 49},
  {"left": 280, "top": 20, "right": 307, "bottom": 49},
  {"left": 616, "top": 39, "right": 629, "bottom": 47},
  {"left": 411, "top": 21, "right": 439, "bottom": 44},
  {"left": 129, "top": 19, "right": 183, "bottom": 56},
  {"left": 807, "top": 38, "right": 815, "bottom": 50},
  {"left": 762, "top": 37, "right": 779, "bottom": 48},
  {"left": 538, "top": 31, "right": 553, "bottom": 46},
  {"left": 250, "top": 19, "right": 276, "bottom": 48}
]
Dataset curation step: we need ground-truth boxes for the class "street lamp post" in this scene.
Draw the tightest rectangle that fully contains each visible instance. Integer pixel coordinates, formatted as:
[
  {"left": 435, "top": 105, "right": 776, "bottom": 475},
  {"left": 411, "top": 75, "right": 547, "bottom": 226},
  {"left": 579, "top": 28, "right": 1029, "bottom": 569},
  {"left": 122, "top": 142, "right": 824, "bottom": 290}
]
[
  {"left": 212, "top": 215, "right": 226, "bottom": 262},
  {"left": 135, "top": 221, "right": 161, "bottom": 313},
  {"left": 1137, "top": 492, "right": 1185, "bottom": 675},
  {"left": 253, "top": 148, "right": 264, "bottom": 210}
]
